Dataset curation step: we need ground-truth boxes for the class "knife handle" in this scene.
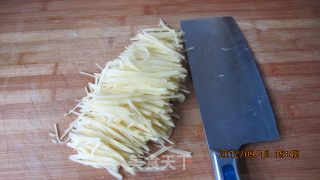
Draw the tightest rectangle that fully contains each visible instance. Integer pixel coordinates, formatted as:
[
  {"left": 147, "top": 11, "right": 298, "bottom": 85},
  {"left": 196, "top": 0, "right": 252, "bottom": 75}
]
[{"left": 210, "top": 150, "right": 240, "bottom": 180}]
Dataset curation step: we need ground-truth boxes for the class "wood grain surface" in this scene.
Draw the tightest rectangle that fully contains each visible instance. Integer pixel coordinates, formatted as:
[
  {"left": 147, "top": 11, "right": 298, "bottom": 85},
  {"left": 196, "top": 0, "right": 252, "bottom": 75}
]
[{"left": 0, "top": 0, "right": 319, "bottom": 179}]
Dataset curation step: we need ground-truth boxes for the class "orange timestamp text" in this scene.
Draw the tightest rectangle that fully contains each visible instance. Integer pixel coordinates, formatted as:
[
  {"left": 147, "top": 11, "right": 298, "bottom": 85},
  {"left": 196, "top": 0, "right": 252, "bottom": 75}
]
[{"left": 219, "top": 149, "right": 300, "bottom": 159}]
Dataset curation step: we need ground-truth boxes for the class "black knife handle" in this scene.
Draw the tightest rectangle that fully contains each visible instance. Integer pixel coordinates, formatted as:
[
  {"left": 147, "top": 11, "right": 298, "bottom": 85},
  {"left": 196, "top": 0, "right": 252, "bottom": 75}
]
[{"left": 210, "top": 150, "right": 240, "bottom": 180}]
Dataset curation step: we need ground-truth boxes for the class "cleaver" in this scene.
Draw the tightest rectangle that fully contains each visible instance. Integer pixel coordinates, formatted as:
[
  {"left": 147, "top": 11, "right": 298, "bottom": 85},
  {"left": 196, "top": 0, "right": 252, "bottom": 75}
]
[{"left": 181, "top": 17, "right": 280, "bottom": 180}]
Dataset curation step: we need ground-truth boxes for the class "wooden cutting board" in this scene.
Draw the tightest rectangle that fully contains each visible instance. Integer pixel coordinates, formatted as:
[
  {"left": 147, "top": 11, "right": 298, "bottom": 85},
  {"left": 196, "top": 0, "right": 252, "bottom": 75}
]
[{"left": 0, "top": 0, "right": 319, "bottom": 179}]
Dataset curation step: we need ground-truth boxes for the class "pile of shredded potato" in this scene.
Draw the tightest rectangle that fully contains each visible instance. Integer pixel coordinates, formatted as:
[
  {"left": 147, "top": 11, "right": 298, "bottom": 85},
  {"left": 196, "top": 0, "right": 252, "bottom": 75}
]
[{"left": 50, "top": 20, "right": 191, "bottom": 179}]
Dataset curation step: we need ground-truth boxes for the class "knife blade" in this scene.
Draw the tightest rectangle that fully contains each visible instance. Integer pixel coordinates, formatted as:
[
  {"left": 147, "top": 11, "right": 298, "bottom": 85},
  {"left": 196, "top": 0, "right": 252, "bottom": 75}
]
[{"left": 181, "top": 17, "right": 279, "bottom": 180}]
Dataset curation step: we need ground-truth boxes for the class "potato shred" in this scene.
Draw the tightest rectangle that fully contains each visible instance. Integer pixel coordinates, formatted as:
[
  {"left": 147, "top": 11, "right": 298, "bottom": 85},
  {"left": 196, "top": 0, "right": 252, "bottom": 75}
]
[{"left": 51, "top": 20, "right": 190, "bottom": 179}]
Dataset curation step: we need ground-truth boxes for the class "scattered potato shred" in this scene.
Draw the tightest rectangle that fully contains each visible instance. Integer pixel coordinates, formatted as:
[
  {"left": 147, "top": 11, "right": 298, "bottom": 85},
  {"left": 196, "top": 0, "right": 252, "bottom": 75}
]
[{"left": 51, "top": 20, "right": 191, "bottom": 179}]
